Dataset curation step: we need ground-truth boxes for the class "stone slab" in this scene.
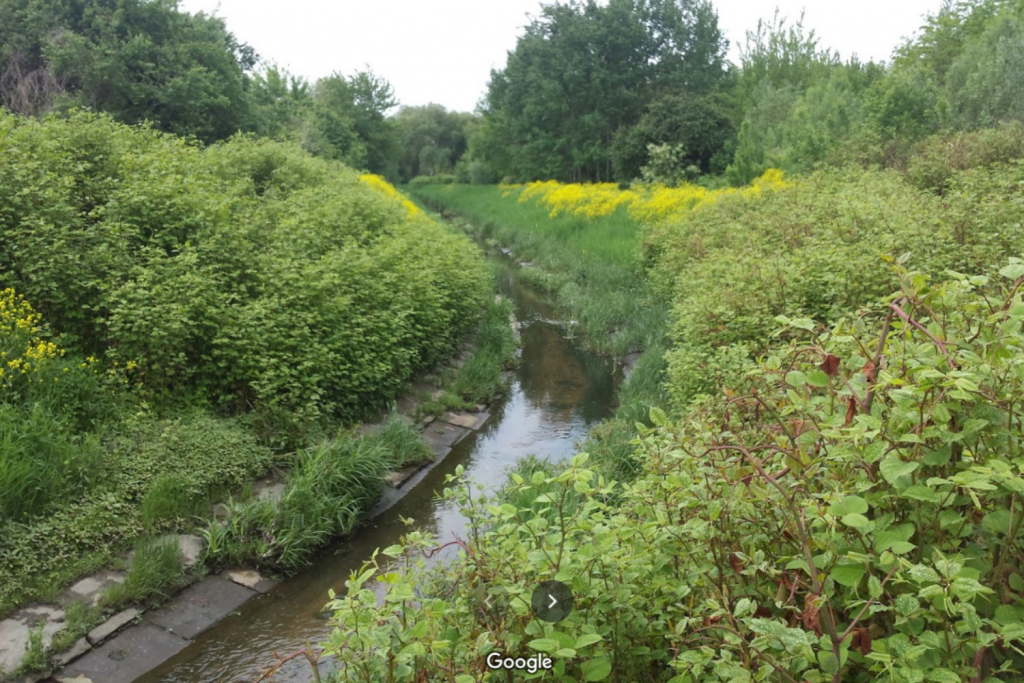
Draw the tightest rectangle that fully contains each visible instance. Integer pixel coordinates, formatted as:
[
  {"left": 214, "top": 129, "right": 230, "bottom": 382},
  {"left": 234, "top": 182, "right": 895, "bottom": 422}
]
[
  {"left": 55, "top": 638, "right": 91, "bottom": 667},
  {"left": 0, "top": 606, "right": 66, "bottom": 674},
  {"left": 59, "top": 570, "right": 125, "bottom": 608},
  {"left": 440, "top": 411, "right": 489, "bottom": 431},
  {"left": 421, "top": 421, "right": 469, "bottom": 452},
  {"left": 57, "top": 622, "right": 188, "bottom": 683},
  {"left": 87, "top": 608, "right": 139, "bottom": 646},
  {"left": 368, "top": 486, "right": 405, "bottom": 519},
  {"left": 254, "top": 479, "right": 285, "bottom": 504},
  {"left": 144, "top": 575, "right": 254, "bottom": 640},
  {"left": 621, "top": 352, "right": 642, "bottom": 381},
  {"left": 385, "top": 463, "right": 426, "bottom": 489},
  {"left": 225, "top": 569, "right": 279, "bottom": 594}
]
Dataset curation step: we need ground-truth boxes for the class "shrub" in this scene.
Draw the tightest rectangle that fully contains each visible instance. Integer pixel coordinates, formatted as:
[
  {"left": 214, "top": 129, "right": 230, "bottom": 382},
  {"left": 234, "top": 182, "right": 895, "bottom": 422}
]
[
  {"left": 323, "top": 262, "right": 1024, "bottom": 682},
  {"left": 0, "top": 111, "right": 487, "bottom": 433}
]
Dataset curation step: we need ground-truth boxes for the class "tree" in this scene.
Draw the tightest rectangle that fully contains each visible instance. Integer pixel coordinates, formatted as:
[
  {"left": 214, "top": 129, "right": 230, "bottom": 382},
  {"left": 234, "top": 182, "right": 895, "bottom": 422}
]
[
  {"left": 0, "top": 0, "right": 257, "bottom": 142},
  {"left": 393, "top": 103, "right": 476, "bottom": 181},
  {"left": 481, "top": 0, "right": 729, "bottom": 182},
  {"left": 304, "top": 70, "right": 399, "bottom": 176},
  {"left": 611, "top": 92, "right": 734, "bottom": 180}
]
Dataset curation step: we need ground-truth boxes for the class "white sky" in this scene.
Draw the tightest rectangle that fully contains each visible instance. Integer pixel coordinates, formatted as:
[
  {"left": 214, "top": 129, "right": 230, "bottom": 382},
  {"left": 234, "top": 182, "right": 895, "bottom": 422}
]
[{"left": 179, "top": 0, "right": 943, "bottom": 113}]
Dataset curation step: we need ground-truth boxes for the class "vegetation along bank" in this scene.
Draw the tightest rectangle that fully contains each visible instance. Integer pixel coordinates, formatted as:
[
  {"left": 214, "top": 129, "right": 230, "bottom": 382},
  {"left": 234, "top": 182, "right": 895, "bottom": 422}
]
[
  {"left": 385, "top": 120, "right": 1024, "bottom": 682},
  {"left": 0, "top": 109, "right": 515, "bottom": 678}
]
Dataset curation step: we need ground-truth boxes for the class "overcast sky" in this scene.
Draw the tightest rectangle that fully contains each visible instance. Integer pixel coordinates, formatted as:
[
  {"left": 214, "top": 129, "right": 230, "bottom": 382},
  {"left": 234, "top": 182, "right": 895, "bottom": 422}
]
[{"left": 178, "top": 0, "right": 943, "bottom": 113}]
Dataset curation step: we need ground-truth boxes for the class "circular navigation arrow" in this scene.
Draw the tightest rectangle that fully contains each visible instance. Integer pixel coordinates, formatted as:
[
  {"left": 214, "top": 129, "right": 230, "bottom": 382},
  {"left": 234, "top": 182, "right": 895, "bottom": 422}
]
[
  {"left": 471, "top": 584, "right": 509, "bottom": 624},
  {"left": 530, "top": 580, "right": 573, "bottom": 623}
]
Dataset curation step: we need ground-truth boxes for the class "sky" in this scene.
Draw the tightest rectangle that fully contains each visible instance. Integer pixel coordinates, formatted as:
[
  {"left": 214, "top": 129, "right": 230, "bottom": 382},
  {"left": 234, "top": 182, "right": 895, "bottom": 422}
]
[{"left": 178, "top": 0, "right": 943, "bottom": 113}]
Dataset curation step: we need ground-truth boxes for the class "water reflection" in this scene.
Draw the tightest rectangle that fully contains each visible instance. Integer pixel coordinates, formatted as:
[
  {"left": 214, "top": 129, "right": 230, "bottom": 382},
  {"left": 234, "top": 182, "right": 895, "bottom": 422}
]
[{"left": 133, "top": 251, "right": 620, "bottom": 683}]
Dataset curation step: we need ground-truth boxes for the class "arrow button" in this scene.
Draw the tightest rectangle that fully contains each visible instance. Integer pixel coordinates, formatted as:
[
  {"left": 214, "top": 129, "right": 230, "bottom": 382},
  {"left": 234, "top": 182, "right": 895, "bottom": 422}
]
[{"left": 531, "top": 580, "right": 574, "bottom": 623}]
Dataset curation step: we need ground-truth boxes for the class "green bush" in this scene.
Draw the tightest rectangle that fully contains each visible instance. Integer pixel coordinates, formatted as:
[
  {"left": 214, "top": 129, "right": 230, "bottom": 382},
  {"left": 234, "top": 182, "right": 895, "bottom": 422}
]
[
  {"left": 323, "top": 262, "right": 1024, "bottom": 682},
  {"left": 0, "top": 404, "right": 101, "bottom": 523},
  {"left": 644, "top": 167, "right": 1024, "bottom": 408},
  {"left": 0, "top": 111, "right": 487, "bottom": 434}
]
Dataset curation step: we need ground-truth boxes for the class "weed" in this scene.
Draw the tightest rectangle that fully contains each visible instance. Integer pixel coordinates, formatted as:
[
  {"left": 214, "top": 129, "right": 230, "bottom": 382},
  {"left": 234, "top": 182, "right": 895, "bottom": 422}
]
[{"left": 101, "top": 537, "right": 186, "bottom": 608}]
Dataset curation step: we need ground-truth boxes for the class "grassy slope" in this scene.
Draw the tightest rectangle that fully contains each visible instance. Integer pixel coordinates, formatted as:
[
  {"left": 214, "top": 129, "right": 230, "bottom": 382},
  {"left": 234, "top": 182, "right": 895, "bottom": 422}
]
[{"left": 411, "top": 184, "right": 664, "bottom": 358}]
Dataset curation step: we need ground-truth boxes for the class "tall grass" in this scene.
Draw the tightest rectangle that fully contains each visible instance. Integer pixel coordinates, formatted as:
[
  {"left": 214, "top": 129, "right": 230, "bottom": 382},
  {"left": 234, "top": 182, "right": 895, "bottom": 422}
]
[
  {"left": 101, "top": 536, "right": 186, "bottom": 607},
  {"left": 451, "top": 296, "right": 517, "bottom": 403},
  {"left": 412, "top": 185, "right": 664, "bottom": 356},
  {"left": 202, "top": 432, "right": 401, "bottom": 569},
  {"left": 0, "top": 404, "right": 102, "bottom": 522}
]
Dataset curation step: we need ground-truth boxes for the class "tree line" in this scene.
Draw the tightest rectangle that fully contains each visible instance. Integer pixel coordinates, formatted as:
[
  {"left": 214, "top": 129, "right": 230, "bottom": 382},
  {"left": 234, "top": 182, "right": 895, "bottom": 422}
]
[{"left": 5, "top": 0, "right": 1024, "bottom": 186}]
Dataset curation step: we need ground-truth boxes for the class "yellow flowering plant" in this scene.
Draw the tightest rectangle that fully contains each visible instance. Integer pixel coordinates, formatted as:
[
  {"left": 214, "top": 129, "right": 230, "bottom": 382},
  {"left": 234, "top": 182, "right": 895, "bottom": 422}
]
[
  {"left": 0, "top": 288, "right": 63, "bottom": 393},
  {"left": 509, "top": 169, "right": 791, "bottom": 224}
]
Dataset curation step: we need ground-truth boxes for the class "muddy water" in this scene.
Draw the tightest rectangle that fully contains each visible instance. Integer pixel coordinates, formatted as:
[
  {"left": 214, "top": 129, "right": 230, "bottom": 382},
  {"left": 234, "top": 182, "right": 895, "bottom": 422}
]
[{"left": 133, "top": 253, "right": 620, "bottom": 683}]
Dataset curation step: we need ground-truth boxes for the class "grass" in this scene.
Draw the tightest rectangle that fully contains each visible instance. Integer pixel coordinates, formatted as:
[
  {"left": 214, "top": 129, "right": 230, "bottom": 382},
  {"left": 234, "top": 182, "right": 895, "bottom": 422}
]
[
  {"left": 414, "top": 294, "right": 518, "bottom": 418},
  {"left": 200, "top": 423, "right": 423, "bottom": 570},
  {"left": 411, "top": 185, "right": 665, "bottom": 357},
  {"left": 0, "top": 403, "right": 102, "bottom": 523},
  {"left": 101, "top": 536, "right": 190, "bottom": 607}
]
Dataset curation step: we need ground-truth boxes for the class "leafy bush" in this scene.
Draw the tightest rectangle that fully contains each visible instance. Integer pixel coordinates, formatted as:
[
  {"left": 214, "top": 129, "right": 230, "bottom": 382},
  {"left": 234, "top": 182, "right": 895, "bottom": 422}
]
[
  {"left": 323, "top": 262, "right": 1024, "bottom": 682},
  {"left": 0, "top": 111, "right": 487, "bottom": 435},
  {"left": 645, "top": 167, "right": 1024, "bottom": 408}
]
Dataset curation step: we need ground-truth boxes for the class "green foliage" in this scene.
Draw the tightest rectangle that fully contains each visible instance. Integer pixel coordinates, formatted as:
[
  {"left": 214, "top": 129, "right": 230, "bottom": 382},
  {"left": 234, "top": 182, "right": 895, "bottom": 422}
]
[
  {"left": 945, "top": 11, "right": 1024, "bottom": 129},
  {"left": 304, "top": 70, "right": 400, "bottom": 175},
  {"left": 323, "top": 263, "right": 1024, "bottom": 682},
  {"left": 483, "top": 0, "right": 729, "bottom": 182},
  {"left": 412, "top": 184, "right": 664, "bottom": 356},
  {"left": 0, "top": 0, "right": 255, "bottom": 141},
  {"left": 101, "top": 536, "right": 188, "bottom": 608},
  {"left": 0, "top": 110, "right": 487, "bottom": 435},
  {"left": 408, "top": 174, "right": 457, "bottom": 187},
  {"left": 450, "top": 297, "right": 517, "bottom": 404},
  {"left": 392, "top": 104, "right": 477, "bottom": 181},
  {"left": 202, "top": 434, "right": 398, "bottom": 569},
  {"left": 645, "top": 165, "right": 1024, "bottom": 407},
  {"left": 0, "top": 403, "right": 101, "bottom": 523},
  {"left": 611, "top": 92, "right": 735, "bottom": 180}
]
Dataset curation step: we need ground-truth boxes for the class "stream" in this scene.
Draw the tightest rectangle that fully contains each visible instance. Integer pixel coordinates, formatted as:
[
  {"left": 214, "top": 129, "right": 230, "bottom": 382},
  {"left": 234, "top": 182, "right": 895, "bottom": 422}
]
[{"left": 133, "top": 250, "right": 621, "bottom": 683}]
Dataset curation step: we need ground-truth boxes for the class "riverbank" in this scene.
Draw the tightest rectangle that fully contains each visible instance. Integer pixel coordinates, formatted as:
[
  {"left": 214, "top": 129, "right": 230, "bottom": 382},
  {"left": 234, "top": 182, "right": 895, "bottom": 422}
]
[
  {"left": 76, "top": 239, "right": 615, "bottom": 683},
  {"left": 408, "top": 190, "right": 671, "bottom": 481},
  {"left": 0, "top": 295, "right": 518, "bottom": 683}
]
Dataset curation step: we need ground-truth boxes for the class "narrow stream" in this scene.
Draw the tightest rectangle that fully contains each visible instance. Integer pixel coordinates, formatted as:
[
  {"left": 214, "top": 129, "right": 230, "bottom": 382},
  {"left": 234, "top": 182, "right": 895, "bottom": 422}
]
[{"left": 133, "top": 251, "right": 621, "bottom": 683}]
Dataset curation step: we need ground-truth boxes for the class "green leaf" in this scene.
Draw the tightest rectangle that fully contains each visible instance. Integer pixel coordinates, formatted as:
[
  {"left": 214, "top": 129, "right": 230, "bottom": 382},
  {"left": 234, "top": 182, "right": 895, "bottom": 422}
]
[
  {"left": 554, "top": 648, "right": 577, "bottom": 658},
  {"left": 1000, "top": 263, "right": 1024, "bottom": 281},
  {"left": 880, "top": 455, "right": 919, "bottom": 484},
  {"left": 869, "top": 575, "right": 883, "bottom": 599},
  {"left": 581, "top": 657, "right": 612, "bottom": 682},
  {"left": 831, "top": 563, "right": 867, "bottom": 587},
  {"left": 830, "top": 495, "right": 868, "bottom": 516},
  {"left": 841, "top": 513, "right": 870, "bottom": 529},
  {"left": 574, "top": 634, "right": 604, "bottom": 649},
  {"left": 382, "top": 544, "right": 404, "bottom": 557},
  {"left": 527, "top": 638, "right": 559, "bottom": 653},
  {"left": 927, "top": 669, "right": 963, "bottom": 683},
  {"left": 649, "top": 406, "right": 667, "bottom": 426},
  {"left": 785, "top": 370, "right": 808, "bottom": 387},
  {"left": 455, "top": 676, "right": 476, "bottom": 683},
  {"left": 901, "top": 485, "right": 941, "bottom": 503},
  {"left": 807, "top": 370, "right": 830, "bottom": 387}
]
